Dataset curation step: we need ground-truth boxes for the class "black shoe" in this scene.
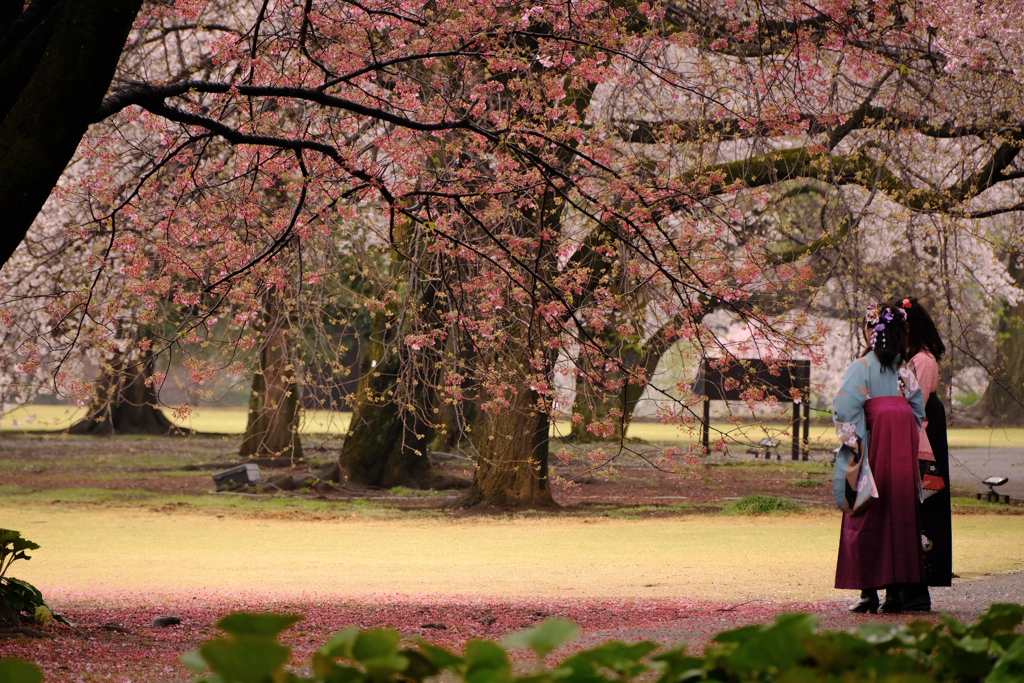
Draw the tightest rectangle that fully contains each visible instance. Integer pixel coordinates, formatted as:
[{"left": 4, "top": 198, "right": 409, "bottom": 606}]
[
  {"left": 901, "top": 599, "right": 931, "bottom": 612},
  {"left": 901, "top": 584, "right": 931, "bottom": 612},
  {"left": 848, "top": 591, "right": 879, "bottom": 614},
  {"left": 880, "top": 587, "right": 902, "bottom": 613}
]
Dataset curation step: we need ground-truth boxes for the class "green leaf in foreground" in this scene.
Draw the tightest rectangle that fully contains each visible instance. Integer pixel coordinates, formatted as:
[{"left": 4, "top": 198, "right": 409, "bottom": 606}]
[
  {"left": 199, "top": 638, "right": 292, "bottom": 682},
  {"left": 503, "top": 618, "right": 580, "bottom": 659},
  {"left": 0, "top": 658, "right": 43, "bottom": 683},
  {"left": 216, "top": 612, "right": 303, "bottom": 638}
]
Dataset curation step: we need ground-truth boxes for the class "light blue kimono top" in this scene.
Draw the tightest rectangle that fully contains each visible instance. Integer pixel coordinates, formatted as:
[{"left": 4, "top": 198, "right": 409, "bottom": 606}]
[{"left": 832, "top": 352, "right": 925, "bottom": 509}]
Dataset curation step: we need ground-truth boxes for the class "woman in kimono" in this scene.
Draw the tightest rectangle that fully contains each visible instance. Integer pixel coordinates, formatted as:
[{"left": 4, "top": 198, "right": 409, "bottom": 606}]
[
  {"left": 899, "top": 297, "right": 952, "bottom": 611},
  {"left": 833, "top": 302, "right": 926, "bottom": 614}
]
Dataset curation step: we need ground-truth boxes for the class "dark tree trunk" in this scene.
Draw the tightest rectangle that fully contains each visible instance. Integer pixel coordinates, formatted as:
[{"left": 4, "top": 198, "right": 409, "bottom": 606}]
[
  {"left": 328, "top": 276, "right": 458, "bottom": 489},
  {"left": 68, "top": 348, "right": 183, "bottom": 436},
  {"left": 334, "top": 337, "right": 438, "bottom": 488},
  {"left": 973, "top": 256, "right": 1024, "bottom": 424},
  {"left": 240, "top": 293, "right": 303, "bottom": 461},
  {"left": 430, "top": 395, "right": 480, "bottom": 453},
  {"left": 0, "top": 0, "right": 144, "bottom": 269}
]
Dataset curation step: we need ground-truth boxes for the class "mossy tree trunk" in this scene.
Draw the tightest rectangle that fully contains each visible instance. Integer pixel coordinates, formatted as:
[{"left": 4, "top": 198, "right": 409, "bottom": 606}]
[
  {"left": 457, "top": 186, "right": 562, "bottom": 509},
  {"left": 430, "top": 339, "right": 480, "bottom": 454},
  {"left": 68, "top": 346, "right": 183, "bottom": 436},
  {"left": 334, "top": 321, "right": 437, "bottom": 488},
  {"left": 974, "top": 255, "right": 1024, "bottom": 424},
  {"left": 240, "top": 291, "right": 303, "bottom": 461},
  {"left": 326, "top": 229, "right": 444, "bottom": 489}
]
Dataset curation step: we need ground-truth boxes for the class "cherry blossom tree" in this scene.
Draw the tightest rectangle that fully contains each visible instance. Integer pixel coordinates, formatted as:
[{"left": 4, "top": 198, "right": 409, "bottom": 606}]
[{"left": 5, "top": 0, "right": 1024, "bottom": 505}]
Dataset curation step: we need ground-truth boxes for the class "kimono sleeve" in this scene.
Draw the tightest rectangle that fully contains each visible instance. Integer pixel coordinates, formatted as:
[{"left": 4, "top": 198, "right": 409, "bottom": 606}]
[
  {"left": 833, "top": 358, "right": 870, "bottom": 456},
  {"left": 900, "top": 364, "right": 925, "bottom": 429},
  {"left": 832, "top": 359, "right": 869, "bottom": 511}
]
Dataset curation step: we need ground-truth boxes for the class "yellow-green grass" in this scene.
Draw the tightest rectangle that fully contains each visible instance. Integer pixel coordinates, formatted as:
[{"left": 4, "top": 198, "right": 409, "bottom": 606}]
[
  {"left": 4, "top": 506, "right": 1022, "bottom": 603},
  {"left": 5, "top": 405, "right": 1024, "bottom": 448},
  {"left": 0, "top": 405, "right": 351, "bottom": 435}
]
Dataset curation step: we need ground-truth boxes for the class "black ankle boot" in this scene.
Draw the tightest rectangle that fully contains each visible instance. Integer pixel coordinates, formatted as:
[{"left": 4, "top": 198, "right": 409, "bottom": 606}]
[
  {"left": 880, "top": 586, "right": 903, "bottom": 613},
  {"left": 901, "top": 584, "right": 932, "bottom": 612},
  {"left": 848, "top": 589, "right": 879, "bottom": 614}
]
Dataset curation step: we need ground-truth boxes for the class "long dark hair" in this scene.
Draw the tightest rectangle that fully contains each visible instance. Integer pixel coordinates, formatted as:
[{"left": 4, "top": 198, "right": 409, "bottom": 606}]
[
  {"left": 903, "top": 297, "right": 945, "bottom": 361},
  {"left": 866, "top": 302, "right": 909, "bottom": 372}
]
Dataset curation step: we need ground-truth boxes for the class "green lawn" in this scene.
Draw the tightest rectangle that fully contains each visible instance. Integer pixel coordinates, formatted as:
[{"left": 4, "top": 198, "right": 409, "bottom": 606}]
[
  {"left": 4, "top": 504, "right": 1022, "bottom": 603},
  {"left": 0, "top": 405, "right": 351, "bottom": 435},
  {"left": 5, "top": 404, "right": 1024, "bottom": 448}
]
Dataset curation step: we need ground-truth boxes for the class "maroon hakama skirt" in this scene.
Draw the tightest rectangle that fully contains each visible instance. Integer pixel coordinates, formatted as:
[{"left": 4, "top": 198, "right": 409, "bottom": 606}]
[{"left": 835, "top": 396, "right": 925, "bottom": 589}]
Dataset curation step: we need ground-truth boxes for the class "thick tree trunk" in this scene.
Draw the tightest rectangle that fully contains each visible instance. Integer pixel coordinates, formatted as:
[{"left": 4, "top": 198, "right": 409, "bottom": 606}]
[
  {"left": 0, "top": 0, "right": 144, "bottom": 269},
  {"left": 459, "top": 382, "right": 554, "bottom": 509},
  {"left": 240, "top": 293, "right": 302, "bottom": 461},
  {"left": 68, "top": 348, "right": 183, "bottom": 436},
  {"left": 334, "top": 341, "right": 438, "bottom": 488},
  {"left": 973, "top": 257, "right": 1024, "bottom": 424}
]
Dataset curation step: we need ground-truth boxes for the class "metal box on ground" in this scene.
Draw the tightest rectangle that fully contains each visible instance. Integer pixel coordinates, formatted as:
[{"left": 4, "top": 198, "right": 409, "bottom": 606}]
[{"left": 213, "top": 464, "right": 261, "bottom": 487}]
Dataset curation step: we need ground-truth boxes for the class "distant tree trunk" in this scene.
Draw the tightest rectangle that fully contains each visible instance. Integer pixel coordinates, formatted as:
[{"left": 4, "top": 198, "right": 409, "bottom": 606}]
[
  {"left": 430, "top": 339, "right": 480, "bottom": 453},
  {"left": 68, "top": 347, "right": 183, "bottom": 436},
  {"left": 973, "top": 256, "right": 1024, "bottom": 424},
  {"left": 568, "top": 322, "right": 678, "bottom": 442},
  {"left": 431, "top": 395, "right": 480, "bottom": 453},
  {"left": 240, "top": 291, "right": 303, "bottom": 461}
]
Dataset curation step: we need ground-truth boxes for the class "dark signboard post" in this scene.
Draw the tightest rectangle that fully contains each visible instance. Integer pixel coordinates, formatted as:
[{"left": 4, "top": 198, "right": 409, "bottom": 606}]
[{"left": 692, "top": 358, "right": 811, "bottom": 460}]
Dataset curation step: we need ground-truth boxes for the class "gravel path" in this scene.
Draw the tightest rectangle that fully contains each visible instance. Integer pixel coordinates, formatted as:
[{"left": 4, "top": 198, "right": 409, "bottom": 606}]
[
  {"left": 948, "top": 448, "right": 1024, "bottom": 500},
  {"left": 572, "top": 568, "right": 1024, "bottom": 650}
]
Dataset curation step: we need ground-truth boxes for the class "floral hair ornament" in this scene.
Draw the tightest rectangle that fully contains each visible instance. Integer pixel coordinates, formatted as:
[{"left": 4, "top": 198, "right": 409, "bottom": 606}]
[
  {"left": 902, "top": 298, "right": 912, "bottom": 309},
  {"left": 867, "top": 303, "right": 894, "bottom": 350}
]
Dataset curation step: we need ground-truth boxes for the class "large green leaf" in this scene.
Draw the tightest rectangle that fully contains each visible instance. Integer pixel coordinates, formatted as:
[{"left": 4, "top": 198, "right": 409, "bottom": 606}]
[
  {"left": 504, "top": 619, "right": 580, "bottom": 659},
  {"left": 352, "top": 628, "right": 402, "bottom": 663},
  {"left": 0, "top": 529, "right": 40, "bottom": 571},
  {"left": 416, "top": 640, "right": 465, "bottom": 671},
  {"left": 311, "top": 659, "right": 369, "bottom": 683},
  {"left": 972, "top": 604, "right": 1024, "bottom": 638},
  {"left": 464, "top": 639, "right": 512, "bottom": 683},
  {"left": 199, "top": 637, "right": 292, "bottom": 682},
  {"left": 651, "top": 647, "right": 704, "bottom": 683},
  {"left": 572, "top": 641, "right": 658, "bottom": 677},
  {"left": 320, "top": 626, "right": 361, "bottom": 660},
  {"left": 0, "top": 658, "right": 43, "bottom": 683},
  {"left": 857, "top": 622, "right": 906, "bottom": 648},
  {"left": 216, "top": 612, "right": 303, "bottom": 638},
  {"left": 855, "top": 653, "right": 921, "bottom": 678},
  {"left": 987, "top": 634, "right": 1024, "bottom": 683},
  {"left": 802, "top": 632, "right": 875, "bottom": 673},
  {"left": 721, "top": 613, "right": 817, "bottom": 677},
  {"left": 944, "top": 635, "right": 998, "bottom": 679},
  {"left": 398, "top": 649, "right": 441, "bottom": 683}
]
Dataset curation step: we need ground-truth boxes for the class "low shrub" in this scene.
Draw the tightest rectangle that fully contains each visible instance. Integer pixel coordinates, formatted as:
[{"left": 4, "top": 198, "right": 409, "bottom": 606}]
[
  {"left": 3, "top": 602, "right": 1023, "bottom": 682},
  {"left": 0, "top": 529, "right": 68, "bottom": 629},
  {"left": 726, "top": 495, "right": 802, "bottom": 515}
]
